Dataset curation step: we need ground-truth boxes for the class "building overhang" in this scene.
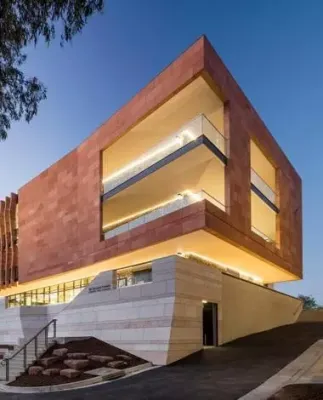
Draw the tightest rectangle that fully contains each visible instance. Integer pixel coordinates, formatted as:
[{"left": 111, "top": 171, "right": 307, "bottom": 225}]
[{"left": 0, "top": 227, "right": 299, "bottom": 297}]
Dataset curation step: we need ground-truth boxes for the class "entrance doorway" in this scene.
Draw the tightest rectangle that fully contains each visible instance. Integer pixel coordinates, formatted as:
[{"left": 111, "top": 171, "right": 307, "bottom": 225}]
[{"left": 202, "top": 302, "right": 218, "bottom": 346}]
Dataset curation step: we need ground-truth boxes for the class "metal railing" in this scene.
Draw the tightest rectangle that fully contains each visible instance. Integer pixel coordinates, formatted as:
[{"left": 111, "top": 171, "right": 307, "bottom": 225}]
[
  {"left": 251, "top": 225, "right": 275, "bottom": 244},
  {"left": 1, "top": 319, "right": 57, "bottom": 381},
  {"left": 102, "top": 114, "right": 227, "bottom": 194},
  {"left": 104, "top": 190, "right": 226, "bottom": 240},
  {"left": 251, "top": 168, "right": 276, "bottom": 205}
]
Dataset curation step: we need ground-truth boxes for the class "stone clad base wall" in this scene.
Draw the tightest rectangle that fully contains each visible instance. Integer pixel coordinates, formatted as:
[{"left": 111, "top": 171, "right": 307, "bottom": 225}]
[
  {"left": 0, "top": 255, "right": 301, "bottom": 365},
  {"left": 297, "top": 310, "right": 323, "bottom": 322},
  {"left": 0, "top": 300, "right": 63, "bottom": 345},
  {"left": 54, "top": 256, "right": 222, "bottom": 365},
  {"left": 221, "top": 274, "right": 302, "bottom": 344}
]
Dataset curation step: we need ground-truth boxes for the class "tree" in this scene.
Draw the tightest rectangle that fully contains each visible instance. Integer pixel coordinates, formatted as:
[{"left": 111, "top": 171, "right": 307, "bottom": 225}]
[
  {"left": 0, "top": 0, "right": 104, "bottom": 140},
  {"left": 298, "top": 294, "right": 319, "bottom": 310}
]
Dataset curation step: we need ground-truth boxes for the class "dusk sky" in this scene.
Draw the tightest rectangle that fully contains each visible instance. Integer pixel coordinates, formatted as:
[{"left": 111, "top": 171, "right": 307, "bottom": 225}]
[{"left": 0, "top": 0, "right": 322, "bottom": 300}]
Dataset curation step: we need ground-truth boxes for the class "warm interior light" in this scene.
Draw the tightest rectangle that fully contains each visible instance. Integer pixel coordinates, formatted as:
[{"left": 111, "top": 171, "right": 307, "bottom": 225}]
[
  {"left": 103, "top": 190, "right": 205, "bottom": 231},
  {"left": 202, "top": 300, "right": 208, "bottom": 304},
  {"left": 102, "top": 128, "right": 198, "bottom": 185},
  {"left": 182, "top": 129, "right": 197, "bottom": 141},
  {"left": 102, "top": 138, "right": 180, "bottom": 184},
  {"left": 179, "top": 252, "right": 263, "bottom": 284}
]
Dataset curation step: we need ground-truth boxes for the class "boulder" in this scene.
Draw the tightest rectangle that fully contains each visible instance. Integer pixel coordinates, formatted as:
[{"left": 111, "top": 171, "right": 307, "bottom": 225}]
[
  {"left": 116, "top": 354, "right": 132, "bottom": 361},
  {"left": 88, "top": 355, "right": 114, "bottom": 363},
  {"left": 52, "top": 348, "right": 68, "bottom": 357},
  {"left": 67, "top": 352, "right": 89, "bottom": 359},
  {"left": 64, "top": 359, "right": 89, "bottom": 370},
  {"left": 42, "top": 368, "right": 61, "bottom": 376},
  {"left": 60, "top": 369, "right": 81, "bottom": 379},
  {"left": 107, "top": 360, "right": 126, "bottom": 369},
  {"left": 28, "top": 366, "right": 44, "bottom": 376},
  {"left": 39, "top": 357, "right": 60, "bottom": 367}
]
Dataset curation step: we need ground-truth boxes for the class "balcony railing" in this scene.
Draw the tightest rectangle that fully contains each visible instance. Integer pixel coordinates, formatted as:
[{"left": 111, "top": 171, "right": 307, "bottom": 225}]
[
  {"left": 251, "top": 169, "right": 276, "bottom": 205},
  {"left": 251, "top": 225, "right": 275, "bottom": 244},
  {"left": 102, "top": 114, "right": 226, "bottom": 194},
  {"left": 103, "top": 190, "right": 225, "bottom": 240}
]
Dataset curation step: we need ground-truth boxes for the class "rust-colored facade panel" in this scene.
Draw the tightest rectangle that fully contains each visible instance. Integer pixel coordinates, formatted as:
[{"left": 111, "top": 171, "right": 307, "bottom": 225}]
[
  {"left": 12, "top": 36, "right": 302, "bottom": 285},
  {"left": 202, "top": 37, "right": 302, "bottom": 277},
  {"left": 0, "top": 194, "right": 18, "bottom": 287}
]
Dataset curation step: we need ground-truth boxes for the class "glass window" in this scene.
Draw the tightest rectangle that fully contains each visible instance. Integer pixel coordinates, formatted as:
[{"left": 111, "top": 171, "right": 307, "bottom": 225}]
[
  {"left": 65, "top": 281, "right": 73, "bottom": 290},
  {"left": 25, "top": 292, "right": 31, "bottom": 306},
  {"left": 133, "top": 269, "right": 152, "bottom": 284},
  {"left": 50, "top": 291, "right": 58, "bottom": 304},
  {"left": 117, "top": 277, "right": 127, "bottom": 287},
  {"left": 51, "top": 285, "right": 58, "bottom": 294},
  {"left": 74, "top": 280, "right": 81, "bottom": 289},
  {"left": 58, "top": 291, "right": 65, "bottom": 303},
  {"left": 65, "top": 289, "right": 75, "bottom": 303},
  {"left": 44, "top": 293, "right": 50, "bottom": 304},
  {"left": 81, "top": 278, "right": 88, "bottom": 287},
  {"left": 5, "top": 275, "right": 94, "bottom": 308}
]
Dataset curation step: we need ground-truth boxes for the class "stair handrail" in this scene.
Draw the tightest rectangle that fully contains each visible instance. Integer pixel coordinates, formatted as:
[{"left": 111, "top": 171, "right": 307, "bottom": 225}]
[{"left": 0, "top": 318, "right": 57, "bottom": 381}]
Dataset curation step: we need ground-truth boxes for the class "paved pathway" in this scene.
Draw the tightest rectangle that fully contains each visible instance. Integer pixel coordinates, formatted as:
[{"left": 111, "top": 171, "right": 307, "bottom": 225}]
[
  {"left": 240, "top": 339, "right": 323, "bottom": 400},
  {"left": 0, "top": 322, "right": 323, "bottom": 400}
]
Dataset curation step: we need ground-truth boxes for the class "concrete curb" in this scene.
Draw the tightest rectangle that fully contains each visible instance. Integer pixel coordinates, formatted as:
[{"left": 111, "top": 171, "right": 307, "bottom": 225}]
[
  {"left": 239, "top": 340, "right": 323, "bottom": 400},
  {"left": 0, "top": 363, "right": 153, "bottom": 393}
]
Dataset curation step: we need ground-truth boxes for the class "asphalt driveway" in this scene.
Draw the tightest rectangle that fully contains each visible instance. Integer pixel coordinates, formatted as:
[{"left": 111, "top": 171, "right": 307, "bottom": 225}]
[{"left": 1, "top": 322, "right": 323, "bottom": 400}]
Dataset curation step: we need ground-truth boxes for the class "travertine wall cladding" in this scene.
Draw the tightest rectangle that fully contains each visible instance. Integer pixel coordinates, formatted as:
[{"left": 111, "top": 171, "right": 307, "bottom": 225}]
[
  {"left": 0, "top": 256, "right": 301, "bottom": 364},
  {"left": 54, "top": 256, "right": 222, "bottom": 365},
  {"left": 17, "top": 36, "right": 302, "bottom": 283},
  {"left": 167, "top": 256, "right": 222, "bottom": 363},
  {"left": 221, "top": 273, "right": 302, "bottom": 344},
  {"left": 0, "top": 298, "right": 63, "bottom": 345}
]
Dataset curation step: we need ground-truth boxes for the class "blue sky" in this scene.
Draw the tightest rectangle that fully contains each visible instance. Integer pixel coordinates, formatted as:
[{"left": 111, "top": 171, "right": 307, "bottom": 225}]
[{"left": 1, "top": 0, "right": 322, "bottom": 300}]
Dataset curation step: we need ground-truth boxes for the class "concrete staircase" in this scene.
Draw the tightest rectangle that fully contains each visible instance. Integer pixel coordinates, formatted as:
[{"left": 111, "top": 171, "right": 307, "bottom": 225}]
[{"left": 0, "top": 319, "right": 57, "bottom": 382}]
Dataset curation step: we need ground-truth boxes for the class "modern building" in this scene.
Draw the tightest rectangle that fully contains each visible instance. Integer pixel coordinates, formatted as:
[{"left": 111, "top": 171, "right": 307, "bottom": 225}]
[{"left": 0, "top": 36, "right": 302, "bottom": 366}]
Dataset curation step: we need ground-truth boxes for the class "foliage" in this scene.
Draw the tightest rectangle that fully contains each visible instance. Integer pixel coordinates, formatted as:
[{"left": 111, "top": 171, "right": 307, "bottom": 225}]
[
  {"left": 0, "top": 0, "right": 104, "bottom": 140},
  {"left": 298, "top": 294, "right": 319, "bottom": 310}
]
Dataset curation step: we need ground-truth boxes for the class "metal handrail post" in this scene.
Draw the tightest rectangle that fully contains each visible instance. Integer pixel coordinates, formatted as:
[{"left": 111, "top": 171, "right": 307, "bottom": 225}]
[
  {"left": 45, "top": 326, "right": 48, "bottom": 347},
  {"left": 5, "top": 359, "right": 9, "bottom": 381},
  {"left": 53, "top": 319, "right": 57, "bottom": 338},
  {"left": 35, "top": 336, "right": 38, "bottom": 358},
  {"left": 23, "top": 347, "right": 27, "bottom": 370}
]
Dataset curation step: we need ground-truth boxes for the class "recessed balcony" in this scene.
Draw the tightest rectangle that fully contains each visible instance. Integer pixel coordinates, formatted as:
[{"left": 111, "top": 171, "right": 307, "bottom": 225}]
[
  {"left": 251, "top": 226, "right": 275, "bottom": 244},
  {"left": 103, "top": 190, "right": 224, "bottom": 240},
  {"left": 102, "top": 131, "right": 227, "bottom": 236},
  {"left": 102, "top": 114, "right": 227, "bottom": 197},
  {"left": 251, "top": 168, "right": 277, "bottom": 211}
]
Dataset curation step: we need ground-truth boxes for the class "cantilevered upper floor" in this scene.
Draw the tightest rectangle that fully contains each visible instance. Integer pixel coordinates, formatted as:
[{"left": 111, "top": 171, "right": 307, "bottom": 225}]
[{"left": 0, "top": 35, "right": 302, "bottom": 294}]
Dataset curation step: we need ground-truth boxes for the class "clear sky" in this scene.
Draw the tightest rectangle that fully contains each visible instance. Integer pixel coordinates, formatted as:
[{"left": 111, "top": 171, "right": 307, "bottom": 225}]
[{"left": 0, "top": 0, "right": 322, "bottom": 300}]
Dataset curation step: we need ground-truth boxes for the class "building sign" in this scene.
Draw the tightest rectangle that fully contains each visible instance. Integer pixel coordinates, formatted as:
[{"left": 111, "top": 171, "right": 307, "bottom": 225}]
[{"left": 88, "top": 284, "right": 112, "bottom": 293}]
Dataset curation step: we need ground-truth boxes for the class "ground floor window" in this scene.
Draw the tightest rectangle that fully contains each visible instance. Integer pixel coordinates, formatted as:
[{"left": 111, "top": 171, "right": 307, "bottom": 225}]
[
  {"left": 117, "top": 264, "right": 152, "bottom": 287},
  {"left": 6, "top": 276, "right": 95, "bottom": 308}
]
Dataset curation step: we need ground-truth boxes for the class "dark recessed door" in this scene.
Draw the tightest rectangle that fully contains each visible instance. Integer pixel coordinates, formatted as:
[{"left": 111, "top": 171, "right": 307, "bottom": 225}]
[{"left": 203, "top": 302, "right": 217, "bottom": 346}]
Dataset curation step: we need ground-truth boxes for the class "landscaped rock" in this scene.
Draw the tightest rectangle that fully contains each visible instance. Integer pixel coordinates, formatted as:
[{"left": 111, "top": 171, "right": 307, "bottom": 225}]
[
  {"left": 39, "top": 357, "right": 60, "bottom": 367},
  {"left": 116, "top": 354, "right": 132, "bottom": 361},
  {"left": 64, "top": 359, "right": 89, "bottom": 370},
  {"left": 42, "top": 368, "right": 61, "bottom": 376},
  {"left": 60, "top": 368, "right": 81, "bottom": 378},
  {"left": 67, "top": 352, "right": 89, "bottom": 359},
  {"left": 52, "top": 348, "right": 68, "bottom": 357},
  {"left": 107, "top": 360, "right": 126, "bottom": 369},
  {"left": 28, "top": 366, "right": 44, "bottom": 376},
  {"left": 88, "top": 355, "right": 114, "bottom": 363}
]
